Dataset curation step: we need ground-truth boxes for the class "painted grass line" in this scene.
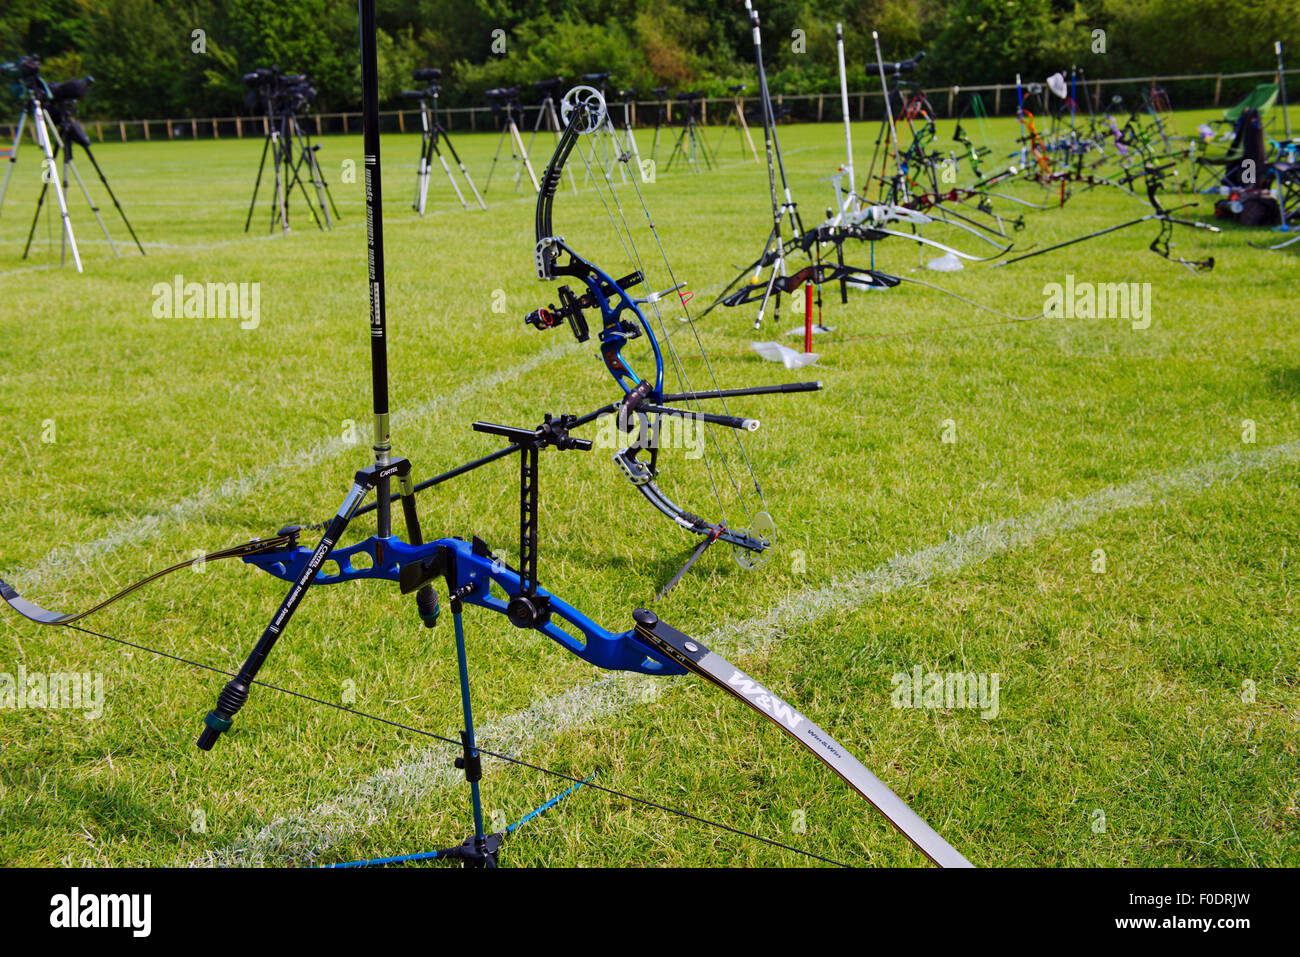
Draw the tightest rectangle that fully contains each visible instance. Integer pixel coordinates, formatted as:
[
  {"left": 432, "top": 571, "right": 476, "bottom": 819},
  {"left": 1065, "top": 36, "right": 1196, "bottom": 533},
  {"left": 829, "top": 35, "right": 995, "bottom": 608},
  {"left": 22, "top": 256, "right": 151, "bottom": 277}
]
[
  {"left": 197, "top": 671, "right": 651, "bottom": 866},
  {"left": 200, "top": 439, "right": 1300, "bottom": 866},
  {"left": 10, "top": 341, "right": 575, "bottom": 591},
  {"left": 714, "top": 439, "right": 1300, "bottom": 653}
]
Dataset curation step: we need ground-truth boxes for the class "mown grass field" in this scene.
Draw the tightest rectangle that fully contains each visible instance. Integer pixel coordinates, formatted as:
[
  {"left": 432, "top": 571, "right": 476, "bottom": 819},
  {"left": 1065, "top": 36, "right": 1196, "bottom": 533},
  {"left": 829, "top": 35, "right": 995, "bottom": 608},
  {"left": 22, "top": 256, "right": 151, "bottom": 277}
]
[{"left": 0, "top": 107, "right": 1296, "bottom": 867}]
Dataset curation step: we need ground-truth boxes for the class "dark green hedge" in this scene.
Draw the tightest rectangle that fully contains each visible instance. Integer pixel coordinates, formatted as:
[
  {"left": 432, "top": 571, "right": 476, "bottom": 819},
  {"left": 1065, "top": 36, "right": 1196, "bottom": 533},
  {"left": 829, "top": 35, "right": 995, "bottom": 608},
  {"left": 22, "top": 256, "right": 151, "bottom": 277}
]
[{"left": 2, "top": 0, "right": 1295, "bottom": 118}]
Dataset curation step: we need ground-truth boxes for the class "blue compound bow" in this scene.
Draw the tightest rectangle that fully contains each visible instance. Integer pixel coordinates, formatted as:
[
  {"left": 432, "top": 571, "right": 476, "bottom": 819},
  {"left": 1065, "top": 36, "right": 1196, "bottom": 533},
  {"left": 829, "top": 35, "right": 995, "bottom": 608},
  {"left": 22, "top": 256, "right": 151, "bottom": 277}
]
[
  {"left": 0, "top": 22, "right": 970, "bottom": 868},
  {"left": 524, "top": 85, "right": 801, "bottom": 586}
]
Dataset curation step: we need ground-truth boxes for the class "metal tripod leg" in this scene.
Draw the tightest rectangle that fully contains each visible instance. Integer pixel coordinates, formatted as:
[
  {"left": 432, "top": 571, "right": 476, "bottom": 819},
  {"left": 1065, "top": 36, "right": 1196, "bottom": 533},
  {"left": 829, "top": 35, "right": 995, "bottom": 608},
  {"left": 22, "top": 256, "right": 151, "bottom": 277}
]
[
  {"left": 429, "top": 135, "right": 468, "bottom": 209},
  {"left": 510, "top": 120, "right": 539, "bottom": 192},
  {"left": 61, "top": 148, "right": 118, "bottom": 256},
  {"left": 438, "top": 128, "right": 486, "bottom": 210},
  {"left": 77, "top": 143, "right": 145, "bottom": 254},
  {"left": 23, "top": 102, "right": 81, "bottom": 272},
  {"left": 0, "top": 109, "right": 27, "bottom": 217},
  {"left": 413, "top": 100, "right": 431, "bottom": 213},
  {"left": 244, "top": 131, "right": 273, "bottom": 231}
]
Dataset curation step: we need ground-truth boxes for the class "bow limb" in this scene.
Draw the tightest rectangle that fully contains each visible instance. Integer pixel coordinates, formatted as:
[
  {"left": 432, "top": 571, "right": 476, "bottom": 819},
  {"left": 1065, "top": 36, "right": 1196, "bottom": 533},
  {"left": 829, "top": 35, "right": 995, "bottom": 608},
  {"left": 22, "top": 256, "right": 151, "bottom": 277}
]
[
  {"left": 808, "top": 222, "right": 1004, "bottom": 263},
  {"left": 871, "top": 225, "right": 1003, "bottom": 262},
  {"left": 698, "top": 237, "right": 803, "bottom": 317},
  {"left": 612, "top": 447, "right": 768, "bottom": 556},
  {"left": 893, "top": 203, "right": 1017, "bottom": 252},
  {"left": 0, "top": 533, "right": 300, "bottom": 626},
  {"left": 529, "top": 88, "right": 665, "bottom": 402},
  {"left": 632, "top": 610, "right": 974, "bottom": 868},
  {"left": 1249, "top": 232, "right": 1300, "bottom": 251},
  {"left": 893, "top": 274, "right": 1046, "bottom": 322},
  {"left": 976, "top": 189, "right": 1052, "bottom": 211},
  {"left": 721, "top": 264, "right": 899, "bottom": 305}
]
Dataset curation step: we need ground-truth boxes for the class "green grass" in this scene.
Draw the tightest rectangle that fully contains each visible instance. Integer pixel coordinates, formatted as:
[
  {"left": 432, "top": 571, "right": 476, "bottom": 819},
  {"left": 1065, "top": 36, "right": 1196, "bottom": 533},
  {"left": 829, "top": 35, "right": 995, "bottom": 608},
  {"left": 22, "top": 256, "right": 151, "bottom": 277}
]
[{"left": 0, "top": 109, "right": 1296, "bottom": 867}]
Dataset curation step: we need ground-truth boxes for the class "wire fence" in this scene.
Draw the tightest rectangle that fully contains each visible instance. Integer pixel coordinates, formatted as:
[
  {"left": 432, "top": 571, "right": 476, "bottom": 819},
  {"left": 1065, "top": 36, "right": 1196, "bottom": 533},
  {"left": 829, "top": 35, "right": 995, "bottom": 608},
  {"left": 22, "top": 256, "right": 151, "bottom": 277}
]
[{"left": 6, "top": 67, "right": 1294, "bottom": 144}]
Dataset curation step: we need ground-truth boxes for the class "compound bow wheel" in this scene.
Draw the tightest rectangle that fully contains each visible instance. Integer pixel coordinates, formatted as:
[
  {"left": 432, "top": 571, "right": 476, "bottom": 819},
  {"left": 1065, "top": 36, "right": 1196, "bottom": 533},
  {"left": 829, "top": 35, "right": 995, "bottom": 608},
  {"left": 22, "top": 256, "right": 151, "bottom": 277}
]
[{"left": 561, "top": 85, "right": 607, "bottom": 134}]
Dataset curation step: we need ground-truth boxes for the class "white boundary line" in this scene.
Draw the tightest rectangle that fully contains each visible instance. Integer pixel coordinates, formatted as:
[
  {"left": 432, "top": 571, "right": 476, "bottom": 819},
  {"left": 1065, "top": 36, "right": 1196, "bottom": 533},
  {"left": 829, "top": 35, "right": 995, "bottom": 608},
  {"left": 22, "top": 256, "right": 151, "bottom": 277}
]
[{"left": 6, "top": 342, "right": 575, "bottom": 591}]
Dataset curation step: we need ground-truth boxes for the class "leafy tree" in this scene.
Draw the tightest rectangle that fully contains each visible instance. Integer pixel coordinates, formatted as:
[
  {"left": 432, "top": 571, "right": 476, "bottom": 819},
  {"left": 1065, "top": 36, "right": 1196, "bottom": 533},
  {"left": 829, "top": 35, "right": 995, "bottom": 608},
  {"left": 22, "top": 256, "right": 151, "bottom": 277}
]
[{"left": 1, "top": 0, "right": 1294, "bottom": 118}]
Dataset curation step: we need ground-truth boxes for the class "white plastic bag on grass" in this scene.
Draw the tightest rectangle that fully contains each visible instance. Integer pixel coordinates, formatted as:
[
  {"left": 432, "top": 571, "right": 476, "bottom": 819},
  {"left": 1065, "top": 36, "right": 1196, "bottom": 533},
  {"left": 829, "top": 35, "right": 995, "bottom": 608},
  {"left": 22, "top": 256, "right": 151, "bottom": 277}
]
[{"left": 752, "top": 341, "right": 819, "bottom": 369}]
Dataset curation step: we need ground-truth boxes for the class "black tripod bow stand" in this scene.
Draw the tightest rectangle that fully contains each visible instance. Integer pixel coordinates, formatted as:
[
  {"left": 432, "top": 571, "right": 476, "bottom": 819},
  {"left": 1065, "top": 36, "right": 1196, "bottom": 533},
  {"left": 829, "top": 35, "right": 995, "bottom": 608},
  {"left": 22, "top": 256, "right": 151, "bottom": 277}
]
[
  {"left": 715, "top": 84, "right": 759, "bottom": 162},
  {"left": 664, "top": 91, "right": 715, "bottom": 173},
  {"left": 405, "top": 67, "right": 486, "bottom": 213},
  {"left": 483, "top": 87, "right": 539, "bottom": 194},
  {"left": 242, "top": 67, "right": 339, "bottom": 233},
  {"left": 613, "top": 86, "right": 645, "bottom": 177}
]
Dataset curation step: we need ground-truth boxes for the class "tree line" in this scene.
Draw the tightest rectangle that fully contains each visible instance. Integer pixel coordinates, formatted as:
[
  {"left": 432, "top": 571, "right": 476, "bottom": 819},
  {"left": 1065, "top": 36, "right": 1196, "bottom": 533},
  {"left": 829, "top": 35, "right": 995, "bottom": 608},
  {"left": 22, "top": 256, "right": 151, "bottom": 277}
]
[{"left": 2, "top": 0, "right": 1294, "bottom": 119}]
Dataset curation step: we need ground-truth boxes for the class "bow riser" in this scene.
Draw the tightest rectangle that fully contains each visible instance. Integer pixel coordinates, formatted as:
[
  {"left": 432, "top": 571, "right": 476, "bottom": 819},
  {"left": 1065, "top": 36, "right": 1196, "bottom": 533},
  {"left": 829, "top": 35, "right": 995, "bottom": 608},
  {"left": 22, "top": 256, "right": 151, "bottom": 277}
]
[{"left": 243, "top": 535, "right": 684, "bottom": 676}]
